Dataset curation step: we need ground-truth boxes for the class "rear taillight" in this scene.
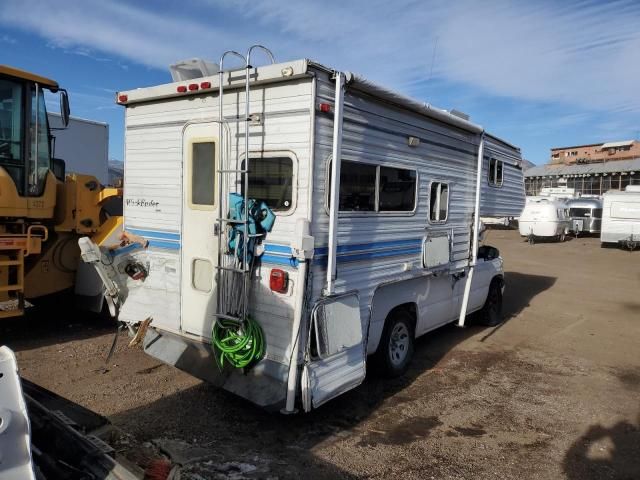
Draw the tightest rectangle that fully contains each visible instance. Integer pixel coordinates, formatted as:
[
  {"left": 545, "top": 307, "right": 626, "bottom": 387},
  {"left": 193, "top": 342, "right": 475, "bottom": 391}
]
[{"left": 269, "top": 269, "right": 288, "bottom": 293}]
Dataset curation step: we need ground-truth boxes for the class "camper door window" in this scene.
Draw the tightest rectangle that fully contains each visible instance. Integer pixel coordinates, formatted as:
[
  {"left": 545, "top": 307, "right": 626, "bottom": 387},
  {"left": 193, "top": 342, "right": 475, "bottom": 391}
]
[
  {"left": 191, "top": 141, "right": 216, "bottom": 207},
  {"left": 328, "top": 160, "right": 417, "bottom": 213},
  {"left": 242, "top": 156, "right": 293, "bottom": 211},
  {"left": 429, "top": 182, "right": 449, "bottom": 223},
  {"left": 488, "top": 157, "right": 504, "bottom": 187}
]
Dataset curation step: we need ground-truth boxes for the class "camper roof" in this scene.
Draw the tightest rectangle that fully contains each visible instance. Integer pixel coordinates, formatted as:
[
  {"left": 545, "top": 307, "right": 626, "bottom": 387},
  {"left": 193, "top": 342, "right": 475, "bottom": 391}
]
[{"left": 116, "top": 58, "right": 486, "bottom": 134}]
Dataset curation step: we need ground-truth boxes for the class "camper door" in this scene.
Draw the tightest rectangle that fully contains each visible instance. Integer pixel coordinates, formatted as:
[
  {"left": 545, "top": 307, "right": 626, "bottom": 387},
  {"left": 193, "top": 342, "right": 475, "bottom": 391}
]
[
  {"left": 181, "top": 122, "right": 220, "bottom": 337},
  {"left": 301, "top": 292, "right": 367, "bottom": 411}
]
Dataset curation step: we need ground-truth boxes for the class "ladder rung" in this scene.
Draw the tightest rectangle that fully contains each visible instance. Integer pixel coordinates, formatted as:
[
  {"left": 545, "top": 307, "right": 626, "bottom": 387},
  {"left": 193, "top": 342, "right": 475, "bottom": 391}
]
[
  {"left": 0, "top": 283, "right": 23, "bottom": 292},
  {"left": 213, "top": 313, "right": 243, "bottom": 322},
  {"left": 0, "top": 260, "right": 22, "bottom": 266},
  {"left": 216, "top": 265, "right": 250, "bottom": 273},
  {"left": 220, "top": 219, "right": 248, "bottom": 224}
]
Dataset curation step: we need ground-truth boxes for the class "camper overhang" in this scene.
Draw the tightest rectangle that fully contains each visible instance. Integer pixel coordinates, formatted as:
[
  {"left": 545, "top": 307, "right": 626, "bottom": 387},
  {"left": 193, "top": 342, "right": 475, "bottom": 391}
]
[{"left": 115, "top": 58, "right": 486, "bottom": 134}]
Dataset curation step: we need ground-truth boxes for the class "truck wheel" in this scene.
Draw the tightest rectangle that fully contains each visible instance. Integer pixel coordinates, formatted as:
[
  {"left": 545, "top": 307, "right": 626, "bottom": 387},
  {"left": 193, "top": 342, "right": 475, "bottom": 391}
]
[
  {"left": 478, "top": 279, "right": 503, "bottom": 327},
  {"left": 376, "top": 310, "right": 415, "bottom": 378}
]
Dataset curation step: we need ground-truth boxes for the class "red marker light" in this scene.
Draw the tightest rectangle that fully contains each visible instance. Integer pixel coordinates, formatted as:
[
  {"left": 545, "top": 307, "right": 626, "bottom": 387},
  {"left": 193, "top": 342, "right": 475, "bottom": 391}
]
[
  {"left": 269, "top": 269, "right": 288, "bottom": 293},
  {"left": 200, "top": 81, "right": 211, "bottom": 89},
  {"left": 118, "top": 94, "right": 128, "bottom": 103},
  {"left": 319, "top": 103, "right": 331, "bottom": 113},
  {"left": 188, "top": 83, "right": 199, "bottom": 91},
  {"left": 177, "top": 85, "right": 187, "bottom": 93}
]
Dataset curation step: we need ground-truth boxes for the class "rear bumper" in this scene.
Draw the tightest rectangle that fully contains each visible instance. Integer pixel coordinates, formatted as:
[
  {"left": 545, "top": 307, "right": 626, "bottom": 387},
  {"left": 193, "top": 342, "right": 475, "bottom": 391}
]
[{"left": 143, "top": 327, "right": 289, "bottom": 411}]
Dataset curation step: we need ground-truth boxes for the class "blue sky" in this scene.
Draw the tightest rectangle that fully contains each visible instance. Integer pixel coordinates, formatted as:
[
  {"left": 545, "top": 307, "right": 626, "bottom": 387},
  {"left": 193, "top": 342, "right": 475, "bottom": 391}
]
[{"left": 1, "top": 0, "right": 639, "bottom": 165}]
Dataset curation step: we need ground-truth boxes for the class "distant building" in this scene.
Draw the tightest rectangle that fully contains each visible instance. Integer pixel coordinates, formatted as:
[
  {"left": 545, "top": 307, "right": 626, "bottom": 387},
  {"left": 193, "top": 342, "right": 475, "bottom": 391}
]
[
  {"left": 524, "top": 158, "right": 640, "bottom": 196},
  {"left": 550, "top": 139, "right": 640, "bottom": 165}
]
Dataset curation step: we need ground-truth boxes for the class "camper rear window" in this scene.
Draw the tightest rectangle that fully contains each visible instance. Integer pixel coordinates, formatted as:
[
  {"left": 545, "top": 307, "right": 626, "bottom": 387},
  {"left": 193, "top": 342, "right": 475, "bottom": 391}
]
[
  {"left": 488, "top": 158, "right": 503, "bottom": 187},
  {"left": 330, "top": 161, "right": 417, "bottom": 212},
  {"left": 244, "top": 156, "right": 293, "bottom": 211},
  {"left": 191, "top": 141, "right": 215, "bottom": 206},
  {"left": 429, "top": 182, "right": 449, "bottom": 222}
]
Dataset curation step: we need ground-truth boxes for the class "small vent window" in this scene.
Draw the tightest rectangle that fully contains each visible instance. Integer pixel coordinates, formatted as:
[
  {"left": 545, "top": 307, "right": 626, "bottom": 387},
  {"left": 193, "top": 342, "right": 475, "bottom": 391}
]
[
  {"left": 429, "top": 182, "right": 449, "bottom": 223},
  {"left": 488, "top": 158, "right": 503, "bottom": 187}
]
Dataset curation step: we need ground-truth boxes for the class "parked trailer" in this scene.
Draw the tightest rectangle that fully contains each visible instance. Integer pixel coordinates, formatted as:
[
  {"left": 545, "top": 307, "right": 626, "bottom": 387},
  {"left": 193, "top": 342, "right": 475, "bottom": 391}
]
[
  {"left": 519, "top": 197, "right": 570, "bottom": 243},
  {"left": 601, "top": 186, "right": 640, "bottom": 250},
  {"left": 566, "top": 197, "right": 603, "bottom": 236},
  {"left": 81, "top": 51, "right": 525, "bottom": 412},
  {"left": 48, "top": 113, "right": 109, "bottom": 185}
]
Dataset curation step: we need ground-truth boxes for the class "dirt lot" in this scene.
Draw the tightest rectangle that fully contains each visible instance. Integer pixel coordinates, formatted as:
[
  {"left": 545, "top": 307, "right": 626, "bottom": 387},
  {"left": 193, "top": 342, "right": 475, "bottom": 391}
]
[{"left": 3, "top": 230, "right": 640, "bottom": 479}]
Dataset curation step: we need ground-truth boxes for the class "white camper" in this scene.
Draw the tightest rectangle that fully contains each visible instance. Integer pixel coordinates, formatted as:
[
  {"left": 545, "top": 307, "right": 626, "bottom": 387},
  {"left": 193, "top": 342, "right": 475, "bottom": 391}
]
[
  {"left": 81, "top": 49, "right": 525, "bottom": 412},
  {"left": 601, "top": 185, "right": 640, "bottom": 250},
  {"left": 519, "top": 197, "right": 570, "bottom": 243}
]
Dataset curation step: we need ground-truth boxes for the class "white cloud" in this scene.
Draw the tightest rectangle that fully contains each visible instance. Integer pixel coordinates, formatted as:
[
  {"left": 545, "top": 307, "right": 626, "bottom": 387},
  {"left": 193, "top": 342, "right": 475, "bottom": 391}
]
[
  {"left": 1, "top": 0, "right": 639, "bottom": 114},
  {"left": 1, "top": 34, "right": 17, "bottom": 44}
]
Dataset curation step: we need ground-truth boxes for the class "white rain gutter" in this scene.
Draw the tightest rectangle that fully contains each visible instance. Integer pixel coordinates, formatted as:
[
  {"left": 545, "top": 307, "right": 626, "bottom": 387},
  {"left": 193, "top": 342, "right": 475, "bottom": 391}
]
[
  {"left": 458, "top": 132, "right": 485, "bottom": 327},
  {"left": 326, "top": 72, "right": 345, "bottom": 296}
]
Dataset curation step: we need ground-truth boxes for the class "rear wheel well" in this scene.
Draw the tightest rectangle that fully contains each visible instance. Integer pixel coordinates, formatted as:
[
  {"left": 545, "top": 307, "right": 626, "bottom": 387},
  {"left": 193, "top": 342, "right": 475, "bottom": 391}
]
[{"left": 382, "top": 303, "right": 417, "bottom": 338}]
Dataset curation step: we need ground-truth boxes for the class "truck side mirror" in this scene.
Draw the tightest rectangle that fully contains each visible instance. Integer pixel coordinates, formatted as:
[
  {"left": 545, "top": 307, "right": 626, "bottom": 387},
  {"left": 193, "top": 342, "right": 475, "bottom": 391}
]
[
  {"left": 60, "top": 89, "right": 70, "bottom": 128},
  {"left": 52, "top": 158, "right": 66, "bottom": 181}
]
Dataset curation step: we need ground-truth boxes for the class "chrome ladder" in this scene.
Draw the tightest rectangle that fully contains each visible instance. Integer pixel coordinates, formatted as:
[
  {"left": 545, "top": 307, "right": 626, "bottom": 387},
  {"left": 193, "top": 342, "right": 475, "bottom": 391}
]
[{"left": 214, "top": 46, "right": 275, "bottom": 324}]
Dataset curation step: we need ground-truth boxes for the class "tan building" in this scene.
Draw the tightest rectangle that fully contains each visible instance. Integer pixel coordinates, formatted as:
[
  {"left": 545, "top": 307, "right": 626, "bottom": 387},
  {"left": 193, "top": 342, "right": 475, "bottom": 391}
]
[{"left": 550, "top": 140, "right": 640, "bottom": 165}]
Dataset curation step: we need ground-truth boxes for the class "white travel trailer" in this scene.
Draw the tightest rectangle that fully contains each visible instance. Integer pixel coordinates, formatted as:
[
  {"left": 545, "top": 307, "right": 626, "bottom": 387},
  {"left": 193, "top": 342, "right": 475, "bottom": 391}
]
[
  {"left": 82, "top": 49, "right": 525, "bottom": 412},
  {"left": 519, "top": 197, "right": 570, "bottom": 243},
  {"left": 601, "top": 185, "right": 640, "bottom": 250}
]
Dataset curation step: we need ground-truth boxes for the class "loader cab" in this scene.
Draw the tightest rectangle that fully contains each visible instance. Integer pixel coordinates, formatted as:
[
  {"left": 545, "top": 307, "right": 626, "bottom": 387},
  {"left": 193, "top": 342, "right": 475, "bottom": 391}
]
[{"left": 0, "top": 65, "right": 69, "bottom": 199}]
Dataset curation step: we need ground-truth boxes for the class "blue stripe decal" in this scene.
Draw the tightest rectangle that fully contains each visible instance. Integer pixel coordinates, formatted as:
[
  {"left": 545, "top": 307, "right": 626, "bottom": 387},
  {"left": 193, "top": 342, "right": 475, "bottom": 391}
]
[
  {"left": 263, "top": 244, "right": 292, "bottom": 254},
  {"left": 260, "top": 254, "right": 299, "bottom": 267},
  {"left": 148, "top": 239, "right": 181, "bottom": 250},
  {"left": 314, "top": 238, "right": 422, "bottom": 256},
  {"left": 127, "top": 228, "right": 181, "bottom": 241}
]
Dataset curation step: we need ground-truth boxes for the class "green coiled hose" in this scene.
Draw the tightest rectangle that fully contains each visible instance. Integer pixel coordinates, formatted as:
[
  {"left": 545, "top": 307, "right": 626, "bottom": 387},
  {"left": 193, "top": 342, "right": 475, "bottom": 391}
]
[{"left": 212, "top": 316, "right": 265, "bottom": 369}]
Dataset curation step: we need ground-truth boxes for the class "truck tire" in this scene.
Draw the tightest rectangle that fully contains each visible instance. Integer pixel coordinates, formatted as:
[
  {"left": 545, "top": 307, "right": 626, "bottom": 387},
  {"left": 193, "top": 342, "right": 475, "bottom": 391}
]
[
  {"left": 477, "top": 278, "right": 503, "bottom": 327},
  {"left": 375, "top": 310, "right": 415, "bottom": 378}
]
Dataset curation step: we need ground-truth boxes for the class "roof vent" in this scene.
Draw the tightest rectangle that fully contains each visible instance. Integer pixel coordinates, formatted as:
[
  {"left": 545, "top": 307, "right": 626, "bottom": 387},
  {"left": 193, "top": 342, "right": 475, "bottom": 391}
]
[
  {"left": 169, "top": 58, "right": 219, "bottom": 82},
  {"left": 449, "top": 109, "right": 470, "bottom": 121}
]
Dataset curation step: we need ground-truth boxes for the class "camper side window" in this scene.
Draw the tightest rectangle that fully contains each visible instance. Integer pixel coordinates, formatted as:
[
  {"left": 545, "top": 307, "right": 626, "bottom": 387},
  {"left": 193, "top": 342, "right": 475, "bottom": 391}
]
[
  {"left": 338, "top": 161, "right": 376, "bottom": 211},
  {"left": 379, "top": 167, "right": 417, "bottom": 211},
  {"left": 328, "top": 160, "right": 417, "bottom": 213},
  {"left": 191, "top": 141, "right": 215, "bottom": 206},
  {"left": 429, "top": 182, "right": 449, "bottom": 222},
  {"left": 488, "top": 158, "right": 503, "bottom": 187}
]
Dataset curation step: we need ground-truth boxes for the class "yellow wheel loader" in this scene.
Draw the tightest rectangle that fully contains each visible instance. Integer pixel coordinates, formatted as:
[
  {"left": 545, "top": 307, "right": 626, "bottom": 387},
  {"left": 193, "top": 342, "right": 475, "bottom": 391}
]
[{"left": 0, "top": 65, "right": 121, "bottom": 318}]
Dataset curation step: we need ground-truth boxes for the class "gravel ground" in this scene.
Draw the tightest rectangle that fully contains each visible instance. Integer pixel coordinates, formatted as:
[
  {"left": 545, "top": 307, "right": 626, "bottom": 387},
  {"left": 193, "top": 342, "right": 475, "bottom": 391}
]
[{"left": 3, "top": 229, "right": 639, "bottom": 479}]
